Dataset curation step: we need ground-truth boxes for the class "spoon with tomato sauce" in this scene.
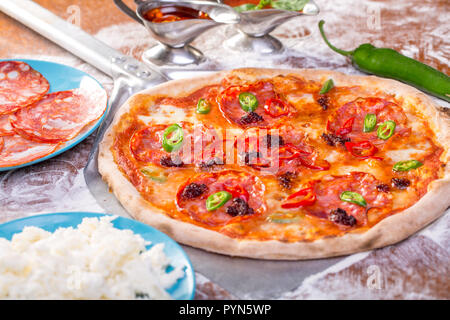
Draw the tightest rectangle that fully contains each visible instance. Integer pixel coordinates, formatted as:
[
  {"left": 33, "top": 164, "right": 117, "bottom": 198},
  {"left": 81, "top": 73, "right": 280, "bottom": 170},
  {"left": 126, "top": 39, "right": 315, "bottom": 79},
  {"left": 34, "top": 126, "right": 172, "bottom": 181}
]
[{"left": 114, "top": 0, "right": 240, "bottom": 65}]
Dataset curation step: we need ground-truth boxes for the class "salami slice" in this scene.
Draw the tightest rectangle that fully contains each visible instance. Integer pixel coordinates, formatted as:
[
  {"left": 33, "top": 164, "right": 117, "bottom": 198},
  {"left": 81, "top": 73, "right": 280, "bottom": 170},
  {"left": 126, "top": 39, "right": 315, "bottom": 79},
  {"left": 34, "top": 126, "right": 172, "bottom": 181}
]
[
  {"left": 0, "top": 115, "right": 14, "bottom": 136},
  {"left": 130, "top": 122, "right": 222, "bottom": 167},
  {"left": 10, "top": 86, "right": 107, "bottom": 143},
  {"left": 0, "top": 61, "right": 49, "bottom": 115},
  {"left": 326, "top": 97, "right": 410, "bottom": 146},
  {"left": 176, "top": 170, "right": 265, "bottom": 227},
  {"left": 0, "top": 134, "right": 59, "bottom": 167},
  {"left": 130, "top": 124, "right": 169, "bottom": 164},
  {"left": 237, "top": 125, "right": 330, "bottom": 174},
  {"left": 288, "top": 172, "right": 392, "bottom": 227}
]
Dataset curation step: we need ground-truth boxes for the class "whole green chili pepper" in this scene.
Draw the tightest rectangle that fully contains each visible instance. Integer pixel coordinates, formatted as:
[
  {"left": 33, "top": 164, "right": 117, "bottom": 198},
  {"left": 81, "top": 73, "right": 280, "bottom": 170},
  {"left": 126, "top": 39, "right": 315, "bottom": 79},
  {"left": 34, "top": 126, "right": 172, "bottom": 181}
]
[{"left": 318, "top": 20, "right": 450, "bottom": 102}]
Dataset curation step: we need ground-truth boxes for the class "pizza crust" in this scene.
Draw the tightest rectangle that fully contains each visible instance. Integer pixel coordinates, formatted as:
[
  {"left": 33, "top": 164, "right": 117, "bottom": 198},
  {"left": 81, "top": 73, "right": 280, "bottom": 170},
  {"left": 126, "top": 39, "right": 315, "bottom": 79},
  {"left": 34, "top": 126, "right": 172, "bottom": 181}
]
[{"left": 98, "top": 68, "right": 450, "bottom": 260}]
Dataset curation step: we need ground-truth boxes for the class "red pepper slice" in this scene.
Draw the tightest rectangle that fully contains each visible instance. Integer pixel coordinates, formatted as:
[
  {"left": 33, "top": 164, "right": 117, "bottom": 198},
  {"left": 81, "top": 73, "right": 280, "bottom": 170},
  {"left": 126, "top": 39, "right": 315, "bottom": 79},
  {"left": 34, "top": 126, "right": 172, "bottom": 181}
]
[
  {"left": 246, "top": 155, "right": 271, "bottom": 168},
  {"left": 241, "top": 135, "right": 260, "bottom": 151},
  {"left": 336, "top": 117, "right": 355, "bottom": 136},
  {"left": 281, "top": 187, "right": 316, "bottom": 209},
  {"left": 326, "top": 119, "right": 332, "bottom": 132},
  {"left": 224, "top": 184, "right": 249, "bottom": 202},
  {"left": 251, "top": 160, "right": 271, "bottom": 168},
  {"left": 278, "top": 143, "right": 312, "bottom": 160},
  {"left": 345, "top": 140, "right": 379, "bottom": 159},
  {"left": 299, "top": 157, "right": 331, "bottom": 170},
  {"left": 263, "top": 98, "right": 289, "bottom": 117}
]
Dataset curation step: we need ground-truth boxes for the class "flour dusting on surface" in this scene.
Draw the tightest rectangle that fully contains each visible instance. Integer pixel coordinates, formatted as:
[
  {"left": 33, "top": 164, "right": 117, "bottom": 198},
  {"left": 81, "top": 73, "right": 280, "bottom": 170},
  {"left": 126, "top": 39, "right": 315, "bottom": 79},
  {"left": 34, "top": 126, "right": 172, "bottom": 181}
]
[{"left": 1, "top": 0, "right": 448, "bottom": 299}]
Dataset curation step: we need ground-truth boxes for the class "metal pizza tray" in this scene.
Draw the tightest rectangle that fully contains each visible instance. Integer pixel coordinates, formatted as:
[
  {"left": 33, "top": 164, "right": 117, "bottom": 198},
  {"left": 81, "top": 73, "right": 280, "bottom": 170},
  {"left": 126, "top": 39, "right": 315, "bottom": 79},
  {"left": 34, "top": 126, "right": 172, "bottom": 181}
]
[{"left": 0, "top": 0, "right": 346, "bottom": 299}]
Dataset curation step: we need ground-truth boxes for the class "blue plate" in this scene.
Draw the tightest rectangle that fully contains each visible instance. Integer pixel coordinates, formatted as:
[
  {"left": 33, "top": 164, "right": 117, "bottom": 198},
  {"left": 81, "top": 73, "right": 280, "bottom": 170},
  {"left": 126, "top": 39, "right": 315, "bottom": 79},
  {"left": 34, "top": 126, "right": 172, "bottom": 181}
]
[
  {"left": 0, "top": 212, "right": 195, "bottom": 300},
  {"left": 0, "top": 59, "right": 109, "bottom": 171}
]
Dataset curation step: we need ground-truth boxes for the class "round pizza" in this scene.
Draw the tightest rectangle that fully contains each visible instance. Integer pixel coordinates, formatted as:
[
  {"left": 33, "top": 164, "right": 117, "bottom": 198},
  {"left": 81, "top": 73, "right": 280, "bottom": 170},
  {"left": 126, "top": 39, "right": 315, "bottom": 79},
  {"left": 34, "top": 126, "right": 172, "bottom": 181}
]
[{"left": 98, "top": 68, "right": 450, "bottom": 260}]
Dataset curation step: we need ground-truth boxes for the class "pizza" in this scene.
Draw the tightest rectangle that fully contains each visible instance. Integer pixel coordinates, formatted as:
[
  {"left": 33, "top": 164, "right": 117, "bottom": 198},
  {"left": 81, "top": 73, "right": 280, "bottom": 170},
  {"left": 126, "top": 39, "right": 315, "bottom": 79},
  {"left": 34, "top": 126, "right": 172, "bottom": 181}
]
[
  {"left": 0, "top": 61, "right": 107, "bottom": 167},
  {"left": 99, "top": 68, "right": 449, "bottom": 260}
]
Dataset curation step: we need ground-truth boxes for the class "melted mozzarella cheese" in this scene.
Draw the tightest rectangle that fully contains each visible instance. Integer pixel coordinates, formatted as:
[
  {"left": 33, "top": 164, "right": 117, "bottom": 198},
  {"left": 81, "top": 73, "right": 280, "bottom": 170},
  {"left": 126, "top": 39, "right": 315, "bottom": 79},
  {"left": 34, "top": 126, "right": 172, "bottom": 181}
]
[
  {"left": 324, "top": 150, "right": 343, "bottom": 163},
  {"left": 331, "top": 163, "right": 381, "bottom": 178},
  {"left": 138, "top": 104, "right": 193, "bottom": 125},
  {"left": 287, "top": 93, "right": 315, "bottom": 106},
  {"left": 385, "top": 145, "right": 429, "bottom": 163}
]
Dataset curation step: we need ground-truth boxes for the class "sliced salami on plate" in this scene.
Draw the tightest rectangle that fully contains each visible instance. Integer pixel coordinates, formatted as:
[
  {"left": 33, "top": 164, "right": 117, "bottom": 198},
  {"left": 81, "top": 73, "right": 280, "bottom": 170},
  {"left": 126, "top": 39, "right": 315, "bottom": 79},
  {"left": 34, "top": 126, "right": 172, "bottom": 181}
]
[
  {"left": 0, "top": 115, "right": 14, "bottom": 136},
  {"left": 0, "top": 61, "right": 50, "bottom": 115},
  {"left": 0, "top": 134, "right": 59, "bottom": 168},
  {"left": 10, "top": 86, "right": 107, "bottom": 143}
]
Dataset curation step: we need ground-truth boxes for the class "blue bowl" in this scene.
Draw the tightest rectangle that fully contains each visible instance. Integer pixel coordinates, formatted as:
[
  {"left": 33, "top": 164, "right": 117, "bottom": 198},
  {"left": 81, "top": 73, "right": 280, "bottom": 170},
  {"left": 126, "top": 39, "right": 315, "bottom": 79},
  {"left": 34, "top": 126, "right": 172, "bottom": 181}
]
[{"left": 0, "top": 212, "right": 196, "bottom": 300}]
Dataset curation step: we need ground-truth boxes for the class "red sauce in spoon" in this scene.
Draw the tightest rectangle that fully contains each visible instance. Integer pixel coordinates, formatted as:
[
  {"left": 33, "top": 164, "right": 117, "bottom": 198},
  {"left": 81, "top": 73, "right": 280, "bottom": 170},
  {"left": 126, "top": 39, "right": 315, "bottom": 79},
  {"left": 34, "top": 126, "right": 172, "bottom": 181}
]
[{"left": 143, "top": 5, "right": 210, "bottom": 23}]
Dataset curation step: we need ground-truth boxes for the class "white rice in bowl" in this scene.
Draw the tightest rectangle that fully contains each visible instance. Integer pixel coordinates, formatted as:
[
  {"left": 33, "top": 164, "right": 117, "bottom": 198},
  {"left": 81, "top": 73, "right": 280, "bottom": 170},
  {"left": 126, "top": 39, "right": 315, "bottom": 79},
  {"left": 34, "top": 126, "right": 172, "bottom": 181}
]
[{"left": 0, "top": 216, "right": 185, "bottom": 299}]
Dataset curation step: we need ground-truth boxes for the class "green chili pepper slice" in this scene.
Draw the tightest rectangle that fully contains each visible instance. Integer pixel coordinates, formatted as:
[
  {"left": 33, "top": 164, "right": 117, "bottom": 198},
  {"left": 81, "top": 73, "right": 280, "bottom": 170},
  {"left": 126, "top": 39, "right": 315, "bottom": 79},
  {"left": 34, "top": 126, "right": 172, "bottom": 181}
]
[
  {"left": 196, "top": 98, "right": 211, "bottom": 114},
  {"left": 319, "top": 79, "right": 334, "bottom": 94},
  {"left": 238, "top": 92, "right": 258, "bottom": 112},
  {"left": 340, "top": 191, "right": 367, "bottom": 207},
  {"left": 377, "top": 120, "right": 396, "bottom": 140},
  {"left": 162, "top": 124, "right": 184, "bottom": 152},
  {"left": 206, "top": 191, "right": 232, "bottom": 211},
  {"left": 267, "top": 213, "right": 301, "bottom": 224},
  {"left": 363, "top": 114, "right": 377, "bottom": 132},
  {"left": 140, "top": 167, "right": 167, "bottom": 183},
  {"left": 392, "top": 160, "right": 423, "bottom": 172}
]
